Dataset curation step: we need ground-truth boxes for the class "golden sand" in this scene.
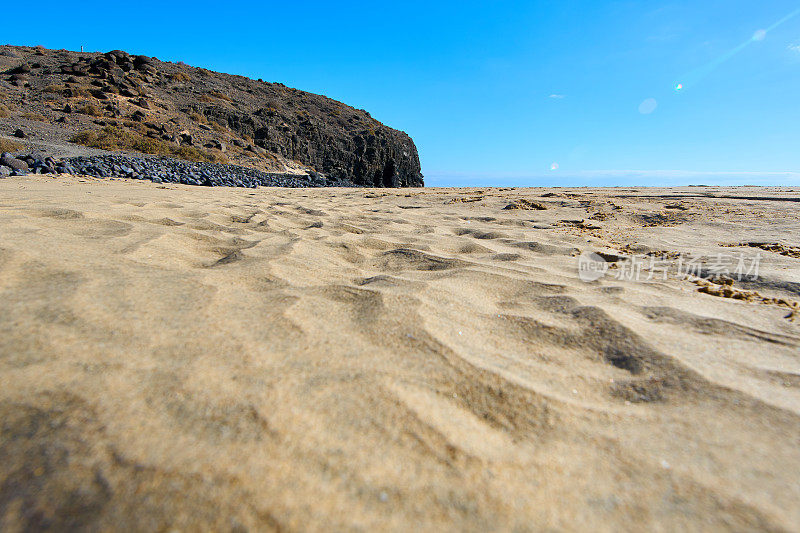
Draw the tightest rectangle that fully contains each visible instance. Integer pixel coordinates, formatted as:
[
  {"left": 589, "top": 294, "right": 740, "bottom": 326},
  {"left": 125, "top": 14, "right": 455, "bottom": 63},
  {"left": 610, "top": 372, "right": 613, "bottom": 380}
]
[{"left": 0, "top": 176, "right": 799, "bottom": 531}]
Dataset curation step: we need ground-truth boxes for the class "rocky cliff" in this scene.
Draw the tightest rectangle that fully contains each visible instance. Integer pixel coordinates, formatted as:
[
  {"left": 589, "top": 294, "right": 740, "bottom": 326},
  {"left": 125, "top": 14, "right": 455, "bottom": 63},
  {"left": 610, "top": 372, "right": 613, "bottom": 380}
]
[{"left": 0, "top": 45, "right": 423, "bottom": 187}]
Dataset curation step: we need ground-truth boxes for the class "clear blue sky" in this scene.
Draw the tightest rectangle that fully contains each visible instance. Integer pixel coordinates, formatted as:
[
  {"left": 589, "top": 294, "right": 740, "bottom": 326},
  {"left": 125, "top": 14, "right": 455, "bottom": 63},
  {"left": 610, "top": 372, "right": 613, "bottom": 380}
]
[{"left": 6, "top": 1, "right": 800, "bottom": 186}]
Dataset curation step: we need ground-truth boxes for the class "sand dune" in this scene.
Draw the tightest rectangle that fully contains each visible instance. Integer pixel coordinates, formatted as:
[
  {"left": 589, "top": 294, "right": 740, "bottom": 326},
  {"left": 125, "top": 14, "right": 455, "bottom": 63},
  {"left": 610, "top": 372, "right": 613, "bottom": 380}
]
[{"left": 1, "top": 176, "right": 799, "bottom": 531}]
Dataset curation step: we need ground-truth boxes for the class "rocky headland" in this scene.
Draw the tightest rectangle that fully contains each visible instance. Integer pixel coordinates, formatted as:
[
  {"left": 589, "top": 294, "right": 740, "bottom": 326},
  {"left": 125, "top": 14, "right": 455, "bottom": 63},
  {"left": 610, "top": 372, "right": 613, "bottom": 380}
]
[{"left": 0, "top": 45, "right": 423, "bottom": 187}]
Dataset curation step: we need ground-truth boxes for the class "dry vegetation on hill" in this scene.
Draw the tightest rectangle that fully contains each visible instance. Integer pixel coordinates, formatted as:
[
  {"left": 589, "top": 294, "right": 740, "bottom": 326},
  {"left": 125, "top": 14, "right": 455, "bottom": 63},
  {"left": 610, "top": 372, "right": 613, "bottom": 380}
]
[{"left": 0, "top": 45, "right": 422, "bottom": 186}]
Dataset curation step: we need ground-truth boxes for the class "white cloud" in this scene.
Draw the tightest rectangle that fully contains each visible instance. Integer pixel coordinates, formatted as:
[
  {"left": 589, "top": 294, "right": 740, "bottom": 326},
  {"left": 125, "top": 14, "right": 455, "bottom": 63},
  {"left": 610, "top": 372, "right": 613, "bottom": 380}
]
[
  {"left": 788, "top": 44, "right": 800, "bottom": 53},
  {"left": 548, "top": 94, "right": 566, "bottom": 99}
]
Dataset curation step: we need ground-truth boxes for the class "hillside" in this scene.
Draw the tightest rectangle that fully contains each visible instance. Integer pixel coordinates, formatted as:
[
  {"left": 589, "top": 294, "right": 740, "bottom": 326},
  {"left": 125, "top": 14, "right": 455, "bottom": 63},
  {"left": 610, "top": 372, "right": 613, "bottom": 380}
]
[{"left": 0, "top": 45, "right": 423, "bottom": 187}]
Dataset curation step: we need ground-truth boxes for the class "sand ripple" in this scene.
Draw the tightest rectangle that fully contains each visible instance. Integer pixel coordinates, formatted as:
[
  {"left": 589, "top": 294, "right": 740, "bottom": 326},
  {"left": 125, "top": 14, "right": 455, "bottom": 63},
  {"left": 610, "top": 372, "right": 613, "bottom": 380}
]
[{"left": 1, "top": 177, "right": 799, "bottom": 531}]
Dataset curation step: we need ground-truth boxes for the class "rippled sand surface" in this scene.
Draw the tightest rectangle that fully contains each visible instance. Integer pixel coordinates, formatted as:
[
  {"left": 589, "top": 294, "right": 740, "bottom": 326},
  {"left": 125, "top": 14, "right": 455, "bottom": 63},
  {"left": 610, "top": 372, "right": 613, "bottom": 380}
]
[{"left": 1, "top": 176, "right": 799, "bottom": 531}]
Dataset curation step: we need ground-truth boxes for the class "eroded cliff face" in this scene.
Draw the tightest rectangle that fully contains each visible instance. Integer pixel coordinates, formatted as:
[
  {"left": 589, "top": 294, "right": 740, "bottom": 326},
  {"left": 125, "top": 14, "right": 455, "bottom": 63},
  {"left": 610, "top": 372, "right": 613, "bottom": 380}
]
[
  {"left": 203, "top": 103, "right": 422, "bottom": 187},
  {"left": 0, "top": 45, "right": 424, "bottom": 186}
]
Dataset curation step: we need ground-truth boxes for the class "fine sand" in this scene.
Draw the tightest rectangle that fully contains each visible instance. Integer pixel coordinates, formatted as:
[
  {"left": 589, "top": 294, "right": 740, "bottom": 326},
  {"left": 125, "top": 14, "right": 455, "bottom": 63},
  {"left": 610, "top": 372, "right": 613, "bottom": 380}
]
[{"left": 1, "top": 175, "right": 799, "bottom": 531}]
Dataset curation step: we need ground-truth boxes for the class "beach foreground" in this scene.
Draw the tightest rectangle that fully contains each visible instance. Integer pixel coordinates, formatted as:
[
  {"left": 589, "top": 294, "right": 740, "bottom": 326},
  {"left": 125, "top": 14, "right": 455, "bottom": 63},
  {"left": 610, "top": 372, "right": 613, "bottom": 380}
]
[{"left": 0, "top": 176, "right": 799, "bottom": 531}]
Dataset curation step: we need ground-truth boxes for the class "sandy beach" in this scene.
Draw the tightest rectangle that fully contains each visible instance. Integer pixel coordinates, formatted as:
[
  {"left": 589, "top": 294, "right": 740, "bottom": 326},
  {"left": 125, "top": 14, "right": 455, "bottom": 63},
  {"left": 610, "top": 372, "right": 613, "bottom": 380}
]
[{"left": 1, "top": 175, "right": 799, "bottom": 531}]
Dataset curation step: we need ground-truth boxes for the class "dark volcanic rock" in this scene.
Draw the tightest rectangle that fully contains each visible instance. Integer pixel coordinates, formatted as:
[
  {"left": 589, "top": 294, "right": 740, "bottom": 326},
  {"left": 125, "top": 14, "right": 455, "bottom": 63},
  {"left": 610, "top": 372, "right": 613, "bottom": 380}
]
[
  {"left": 6, "top": 63, "right": 31, "bottom": 74},
  {"left": 203, "top": 105, "right": 421, "bottom": 187},
  {"left": 133, "top": 55, "right": 152, "bottom": 69},
  {"left": 0, "top": 45, "right": 423, "bottom": 187},
  {"left": 1, "top": 153, "right": 29, "bottom": 171},
  {"left": 6, "top": 153, "right": 356, "bottom": 188}
]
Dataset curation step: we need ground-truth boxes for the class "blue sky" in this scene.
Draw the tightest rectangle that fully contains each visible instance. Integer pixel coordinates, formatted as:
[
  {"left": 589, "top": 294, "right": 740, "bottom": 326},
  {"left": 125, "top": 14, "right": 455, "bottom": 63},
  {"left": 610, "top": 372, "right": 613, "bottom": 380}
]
[{"left": 5, "top": 1, "right": 800, "bottom": 186}]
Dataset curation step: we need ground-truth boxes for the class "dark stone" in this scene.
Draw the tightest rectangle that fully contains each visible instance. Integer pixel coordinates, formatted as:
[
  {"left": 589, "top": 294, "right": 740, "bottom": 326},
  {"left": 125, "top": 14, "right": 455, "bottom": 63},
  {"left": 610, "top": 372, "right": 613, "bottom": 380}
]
[
  {"left": 204, "top": 140, "right": 226, "bottom": 152},
  {"left": 13, "top": 129, "right": 26, "bottom": 139},
  {"left": 133, "top": 55, "right": 152, "bottom": 69},
  {"left": 6, "top": 63, "right": 31, "bottom": 74},
  {"left": 105, "top": 50, "right": 131, "bottom": 63},
  {"left": 3, "top": 157, "right": 29, "bottom": 172},
  {"left": 177, "top": 131, "right": 193, "bottom": 146}
]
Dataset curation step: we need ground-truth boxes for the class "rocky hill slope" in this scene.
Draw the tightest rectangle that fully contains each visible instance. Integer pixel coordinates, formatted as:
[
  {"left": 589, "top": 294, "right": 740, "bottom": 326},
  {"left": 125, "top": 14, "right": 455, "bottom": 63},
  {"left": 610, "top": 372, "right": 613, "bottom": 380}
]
[{"left": 0, "top": 45, "right": 423, "bottom": 187}]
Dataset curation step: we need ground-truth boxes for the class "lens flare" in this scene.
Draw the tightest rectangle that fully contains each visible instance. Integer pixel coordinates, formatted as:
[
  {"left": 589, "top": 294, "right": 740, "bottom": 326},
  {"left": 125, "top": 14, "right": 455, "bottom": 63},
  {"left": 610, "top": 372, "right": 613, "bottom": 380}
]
[
  {"left": 638, "top": 98, "right": 658, "bottom": 114},
  {"left": 675, "top": 83, "right": 683, "bottom": 91},
  {"left": 675, "top": 8, "right": 800, "bottom": 90},
  {"left": 550, "top": 162, "right": 559, "bottom": 171}
]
